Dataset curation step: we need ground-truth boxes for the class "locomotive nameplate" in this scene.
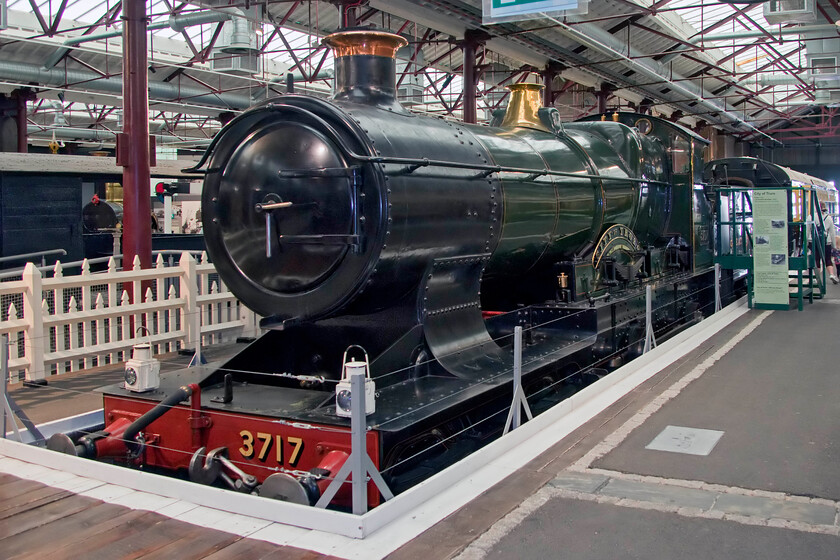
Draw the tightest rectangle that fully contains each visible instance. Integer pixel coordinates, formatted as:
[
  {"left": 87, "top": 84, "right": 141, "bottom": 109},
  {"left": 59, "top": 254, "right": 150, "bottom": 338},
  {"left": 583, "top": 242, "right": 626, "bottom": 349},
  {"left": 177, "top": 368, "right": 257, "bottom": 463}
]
[{"left": 592, "top": 224, "right": 642, "bottom": 269}]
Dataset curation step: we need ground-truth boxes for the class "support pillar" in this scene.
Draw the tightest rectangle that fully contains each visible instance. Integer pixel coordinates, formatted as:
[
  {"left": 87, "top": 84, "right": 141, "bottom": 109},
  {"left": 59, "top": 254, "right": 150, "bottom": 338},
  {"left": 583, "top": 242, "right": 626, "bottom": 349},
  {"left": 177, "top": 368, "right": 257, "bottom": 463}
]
[
  {"left": 120, "top": 0, "right": 152, "bottom": 285},
  {"left": 541, "top": 62, "right": 564, "bottom": 107},
  {"left": 462, "top": 39, "right": 477, "bottom": 123},
  {"left": 461, "top": 30, "right": 489, "bottom": 124},
  {"left": 12, "top": 88, "right": 34, "bottom": 153},
  {"left": 596, "top": 82, "right": 614, "bottom": 115}
]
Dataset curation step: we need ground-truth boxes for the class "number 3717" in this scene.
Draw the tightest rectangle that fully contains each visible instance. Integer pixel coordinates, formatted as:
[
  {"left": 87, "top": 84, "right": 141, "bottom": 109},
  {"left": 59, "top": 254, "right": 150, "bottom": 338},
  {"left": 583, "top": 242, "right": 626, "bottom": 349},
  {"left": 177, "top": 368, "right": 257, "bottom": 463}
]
[{"left": 239, "top": 430, "right": 304, "bottom": 466}]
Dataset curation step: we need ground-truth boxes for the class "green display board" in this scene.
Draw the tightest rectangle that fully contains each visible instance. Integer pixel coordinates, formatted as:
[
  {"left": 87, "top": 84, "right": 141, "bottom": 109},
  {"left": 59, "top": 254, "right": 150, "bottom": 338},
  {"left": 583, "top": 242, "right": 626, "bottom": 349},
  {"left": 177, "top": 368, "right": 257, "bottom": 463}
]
[
  {"left": 484, "top": 0, "right": 582, "bottom": 22},
  {"left": 752, "top": 189, "right": 789, "bottom": 306}
]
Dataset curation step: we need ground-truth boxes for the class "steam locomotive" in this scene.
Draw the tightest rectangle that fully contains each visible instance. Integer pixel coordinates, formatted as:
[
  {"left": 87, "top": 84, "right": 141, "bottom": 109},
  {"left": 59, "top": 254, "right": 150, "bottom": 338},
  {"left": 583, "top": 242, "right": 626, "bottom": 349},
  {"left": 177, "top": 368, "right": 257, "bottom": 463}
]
[{"left": 48, "top": 30, "right": 742, "bottom": 508}]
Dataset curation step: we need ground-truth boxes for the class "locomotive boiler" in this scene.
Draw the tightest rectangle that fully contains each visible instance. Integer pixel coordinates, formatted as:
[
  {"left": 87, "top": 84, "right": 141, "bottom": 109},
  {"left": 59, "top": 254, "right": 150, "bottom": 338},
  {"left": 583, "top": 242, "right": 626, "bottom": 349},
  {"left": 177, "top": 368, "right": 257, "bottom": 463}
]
[{"left": 49, "top": 30, "right": 735, "bottom": 508}]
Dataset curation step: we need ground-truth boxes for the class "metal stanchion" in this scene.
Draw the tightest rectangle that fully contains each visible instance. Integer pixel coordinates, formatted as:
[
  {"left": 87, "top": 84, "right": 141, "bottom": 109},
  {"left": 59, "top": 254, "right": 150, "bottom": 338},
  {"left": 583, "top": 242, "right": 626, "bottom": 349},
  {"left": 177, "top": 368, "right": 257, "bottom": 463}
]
[
  {"left": 503, "top": 326, "right": 533, "bottom": 435},
  {"left": 715, "top": 263, "right": 722, "bottom": 313},
  {"left": 314, "top": 370, "right": 393, "bottom": 514},
  {"left": 188, "top": 341, "right": 205, "bottom": 367},
  {"left": 643, "top": 285, "right": 657, "bottom": 354},
  {"left": 349, "top": 372, "right": 367, "bottom": 513},
  {"left": 1, "top": 334, "right": 44, "bottom": 444}
]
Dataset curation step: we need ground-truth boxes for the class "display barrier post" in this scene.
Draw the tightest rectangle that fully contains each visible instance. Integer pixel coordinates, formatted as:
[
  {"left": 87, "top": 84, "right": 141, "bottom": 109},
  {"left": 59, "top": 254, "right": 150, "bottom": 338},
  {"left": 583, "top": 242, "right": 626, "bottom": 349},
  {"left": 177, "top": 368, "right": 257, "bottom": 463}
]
[
  {"left": 503, "top": 326, "right": 533, "bottom": 434},
  {"left": 1, "top": 334, "right": 44, "bottom": 444},
  {"left": 644, "top": 284, "right": 657, "bottom": 353},
  {"left": 350, "top": 371, "right": 367, "bottom": 514},
  {"left": 314, "top": 370, "right": 393, "bottom": 513}
]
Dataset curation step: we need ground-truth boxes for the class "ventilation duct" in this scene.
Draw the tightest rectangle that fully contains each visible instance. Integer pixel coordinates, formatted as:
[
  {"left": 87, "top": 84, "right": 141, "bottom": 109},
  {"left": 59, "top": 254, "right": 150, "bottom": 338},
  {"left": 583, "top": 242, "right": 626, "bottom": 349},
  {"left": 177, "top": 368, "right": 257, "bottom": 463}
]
[
  {"left": 764, "top": 0, "right": 817, "bottom": 24},
  {"left": 26, "top": 125, "right": 213, "bottom": 146},
  {"left": 220, "top": 14, "right": 258, "bottom": 54},
  {"left": 754, "top": 73, "right": 840, "bottom": 104},
  {"left": 211, "top": 8, "right": 261, "bottom": 76},
  {"left": 50, "top": 100, "right": 67, "bottom": 126},
  {"left": 0, "top": 60, "right": 253, "bottom": 110},
  {"left": 802, "top": 27, "right": 840, "bottom": 78}
]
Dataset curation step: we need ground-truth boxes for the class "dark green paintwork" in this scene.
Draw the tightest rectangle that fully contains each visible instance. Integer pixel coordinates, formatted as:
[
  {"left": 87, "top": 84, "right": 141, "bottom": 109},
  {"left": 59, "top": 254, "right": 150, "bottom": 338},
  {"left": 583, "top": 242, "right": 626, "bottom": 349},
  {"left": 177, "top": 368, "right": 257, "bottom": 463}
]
[{"left": 578, "top": 113, "right": 713, "bottom": 273}]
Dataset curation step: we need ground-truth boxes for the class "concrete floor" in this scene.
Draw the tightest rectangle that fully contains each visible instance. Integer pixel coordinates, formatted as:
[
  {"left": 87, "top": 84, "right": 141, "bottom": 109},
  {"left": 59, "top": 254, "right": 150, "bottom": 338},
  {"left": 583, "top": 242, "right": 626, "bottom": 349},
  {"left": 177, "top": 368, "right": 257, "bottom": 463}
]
[
  {"left": 482, "top": 498, "right": 840, "bottom": 560},
  {"left": 435, "top": 290, "right": 840, "bottom": 560}
]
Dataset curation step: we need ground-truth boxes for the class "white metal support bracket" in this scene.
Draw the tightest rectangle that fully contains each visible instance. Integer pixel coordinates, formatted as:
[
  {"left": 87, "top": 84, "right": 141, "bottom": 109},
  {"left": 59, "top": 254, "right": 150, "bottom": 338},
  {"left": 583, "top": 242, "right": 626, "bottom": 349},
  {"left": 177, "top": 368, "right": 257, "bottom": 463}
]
[
  {"left": 644, "top": 284, "right": 657, "bottom": 353},
  {"left": 503, "top": 326, "right": 533, "bottom": 434},
  {"left": 2, "top": 334, "right": 44, "bottom": 444}
]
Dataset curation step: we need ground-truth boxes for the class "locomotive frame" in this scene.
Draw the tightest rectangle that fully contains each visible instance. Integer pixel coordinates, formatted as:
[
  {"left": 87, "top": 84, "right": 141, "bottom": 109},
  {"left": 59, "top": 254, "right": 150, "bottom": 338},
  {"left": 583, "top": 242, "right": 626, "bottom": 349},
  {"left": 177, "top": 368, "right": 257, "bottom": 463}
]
[{"left": 48, "top": 29, "right": 746, "bottom": 510}]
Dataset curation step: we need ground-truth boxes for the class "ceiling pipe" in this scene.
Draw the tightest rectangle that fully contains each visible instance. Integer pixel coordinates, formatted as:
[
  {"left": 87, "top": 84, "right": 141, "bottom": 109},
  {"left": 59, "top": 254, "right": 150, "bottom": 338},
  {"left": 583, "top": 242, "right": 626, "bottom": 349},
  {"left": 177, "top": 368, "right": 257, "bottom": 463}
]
[
  {"left": 747, "top": 73, "right": 840, "bottom": 104},
  {"left": 547, "top": 17, "right": 781, "bottom": 143},
  {"left": 742, "top": 73, "right": 840, "bottom": 88},
  {"left": 43, "top": 9, "right": 235, "bottom": 69},
  {"left": 659, "top": 24, "right": 840, "bottom": 64},
  {"left": 26, "top": 125, "right": 213, "bottom": 146},
  {"left": 0, "top": 59, "right": 253, "bottom": 109}
]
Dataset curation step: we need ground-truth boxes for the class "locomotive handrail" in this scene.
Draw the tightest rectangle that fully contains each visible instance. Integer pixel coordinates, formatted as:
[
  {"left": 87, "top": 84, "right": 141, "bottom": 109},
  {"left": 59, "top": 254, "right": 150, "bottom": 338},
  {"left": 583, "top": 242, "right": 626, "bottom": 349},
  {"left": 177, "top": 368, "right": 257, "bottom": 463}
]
[{"left": 185, "top": 101, "right": 670, "bottom": 187}]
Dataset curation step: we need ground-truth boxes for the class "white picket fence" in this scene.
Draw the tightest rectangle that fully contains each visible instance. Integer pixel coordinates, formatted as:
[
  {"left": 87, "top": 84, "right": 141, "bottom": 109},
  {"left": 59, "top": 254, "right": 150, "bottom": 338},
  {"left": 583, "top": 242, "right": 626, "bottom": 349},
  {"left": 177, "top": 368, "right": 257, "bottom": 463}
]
[{"left": 0, "top": 252, "right": 261, "bottom": 382}]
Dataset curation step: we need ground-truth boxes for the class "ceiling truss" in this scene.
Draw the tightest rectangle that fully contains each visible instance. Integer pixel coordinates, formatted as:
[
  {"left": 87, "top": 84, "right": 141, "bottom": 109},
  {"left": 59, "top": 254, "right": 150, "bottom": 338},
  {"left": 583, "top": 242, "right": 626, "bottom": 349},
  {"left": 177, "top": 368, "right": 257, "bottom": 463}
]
[{"left": 1, "top": 0, "right": 839, "bottom": 150}]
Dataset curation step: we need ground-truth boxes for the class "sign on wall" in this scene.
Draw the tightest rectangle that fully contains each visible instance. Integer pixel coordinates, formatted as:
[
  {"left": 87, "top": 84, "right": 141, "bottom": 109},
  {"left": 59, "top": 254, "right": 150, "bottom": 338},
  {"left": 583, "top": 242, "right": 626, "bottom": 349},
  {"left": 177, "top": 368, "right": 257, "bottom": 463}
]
[
  {"left": 482, "top": 0, "right": 588, "bottom": 24},
  {"left": 751, "top": 189, "right": 789, "bottom": 307}
]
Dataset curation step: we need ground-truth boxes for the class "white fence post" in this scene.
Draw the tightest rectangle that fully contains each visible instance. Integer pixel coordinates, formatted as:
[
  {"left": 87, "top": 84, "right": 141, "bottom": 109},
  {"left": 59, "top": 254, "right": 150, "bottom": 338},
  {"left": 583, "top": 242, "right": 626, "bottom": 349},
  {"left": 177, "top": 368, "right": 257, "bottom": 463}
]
[
  {"left": 21, "top": 263, "right": 45, "bottom": 383},
  {"left": 81, "top": 260, "right": 92, "bottom": 369},
  {"left": 241, "top": 306, "right": 259, "bottom": 339},
  {"left": 180, "top": 252, "right": 199, "bottom": 356}
]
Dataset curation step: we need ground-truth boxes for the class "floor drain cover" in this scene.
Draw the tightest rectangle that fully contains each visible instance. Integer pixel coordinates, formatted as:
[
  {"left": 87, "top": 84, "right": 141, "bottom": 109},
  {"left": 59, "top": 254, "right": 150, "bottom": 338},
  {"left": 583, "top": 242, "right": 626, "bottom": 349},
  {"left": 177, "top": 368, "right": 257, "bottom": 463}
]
[{"left": 645, "top": 425, "right": 724, "bottom": 456}]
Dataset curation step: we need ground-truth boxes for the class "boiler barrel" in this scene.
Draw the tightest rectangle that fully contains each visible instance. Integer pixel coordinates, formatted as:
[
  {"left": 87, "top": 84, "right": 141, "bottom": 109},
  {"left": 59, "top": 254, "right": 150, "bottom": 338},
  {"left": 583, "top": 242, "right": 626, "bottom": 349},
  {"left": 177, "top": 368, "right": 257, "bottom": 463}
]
[{"left": 201, "top": 98, "right": 664, "bottom": 321}]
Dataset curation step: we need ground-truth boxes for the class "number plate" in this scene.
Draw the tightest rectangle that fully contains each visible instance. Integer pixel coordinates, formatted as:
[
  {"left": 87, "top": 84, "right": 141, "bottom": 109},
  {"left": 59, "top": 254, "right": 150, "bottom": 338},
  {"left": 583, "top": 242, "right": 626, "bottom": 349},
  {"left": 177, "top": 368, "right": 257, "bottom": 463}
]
[{"left": 238, "top": 430, "right": 304, "bottom": 467}]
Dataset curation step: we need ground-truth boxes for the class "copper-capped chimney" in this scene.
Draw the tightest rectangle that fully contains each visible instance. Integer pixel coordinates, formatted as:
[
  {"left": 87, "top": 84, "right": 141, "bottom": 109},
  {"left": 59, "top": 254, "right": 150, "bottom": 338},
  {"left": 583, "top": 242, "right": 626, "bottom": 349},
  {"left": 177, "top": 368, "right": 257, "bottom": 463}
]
[
  {"left": 323, "top": 30, "right": 408, "bottom": 108},
  {"left": 501, "top": 83, "right": 550, "bottom": 132}
]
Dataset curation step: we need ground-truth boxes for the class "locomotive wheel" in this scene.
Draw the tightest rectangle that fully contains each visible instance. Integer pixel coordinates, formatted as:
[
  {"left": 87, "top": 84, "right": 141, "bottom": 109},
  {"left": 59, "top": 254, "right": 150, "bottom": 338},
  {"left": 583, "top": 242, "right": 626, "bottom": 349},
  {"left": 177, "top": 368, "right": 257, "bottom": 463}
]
[{"left": 259, "top": 473, "right": 310, "bottom": 505}]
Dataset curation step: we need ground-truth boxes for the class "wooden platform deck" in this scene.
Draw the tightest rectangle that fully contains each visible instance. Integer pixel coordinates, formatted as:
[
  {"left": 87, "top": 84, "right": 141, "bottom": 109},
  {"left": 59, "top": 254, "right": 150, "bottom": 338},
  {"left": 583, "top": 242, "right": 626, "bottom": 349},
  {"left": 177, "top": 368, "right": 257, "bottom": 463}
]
[{"left": 0, "top": 472, "right": 338, "bottom": 560}]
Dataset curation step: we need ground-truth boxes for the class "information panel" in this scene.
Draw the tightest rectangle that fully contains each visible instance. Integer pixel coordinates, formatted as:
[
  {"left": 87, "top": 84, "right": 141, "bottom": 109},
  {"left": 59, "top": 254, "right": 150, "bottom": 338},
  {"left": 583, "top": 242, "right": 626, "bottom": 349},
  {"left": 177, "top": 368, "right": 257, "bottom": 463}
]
[
  {"left": 482, "top": 0, "right": 586, "bottom": 23},
  {"left": 752, "top": 189, "right": 789, "bottom": 306}
]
